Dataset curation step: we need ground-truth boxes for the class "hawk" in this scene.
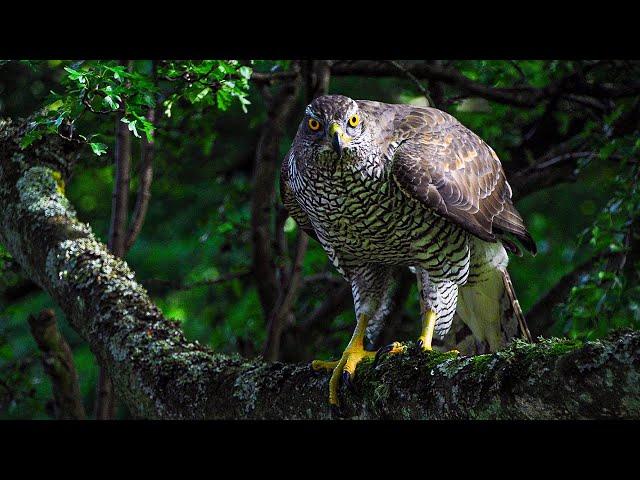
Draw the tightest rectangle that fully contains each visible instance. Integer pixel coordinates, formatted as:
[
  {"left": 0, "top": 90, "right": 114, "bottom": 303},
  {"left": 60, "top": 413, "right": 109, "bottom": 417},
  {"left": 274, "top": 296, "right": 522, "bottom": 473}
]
[{"left": 280, "top": 95, "right": 536, "bottom": 412}]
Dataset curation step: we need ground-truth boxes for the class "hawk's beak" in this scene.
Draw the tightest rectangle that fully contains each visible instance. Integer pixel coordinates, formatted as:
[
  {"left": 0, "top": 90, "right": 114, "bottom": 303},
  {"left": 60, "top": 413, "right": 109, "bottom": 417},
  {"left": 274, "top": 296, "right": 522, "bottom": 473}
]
[{"left": 328, "top": 123, "right": 350, "bottom": 157}]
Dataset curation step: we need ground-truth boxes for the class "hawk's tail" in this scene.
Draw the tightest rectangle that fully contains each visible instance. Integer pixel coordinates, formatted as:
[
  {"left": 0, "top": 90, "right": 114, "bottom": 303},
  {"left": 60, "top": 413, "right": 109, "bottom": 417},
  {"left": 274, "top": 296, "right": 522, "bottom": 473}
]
[{"left": 448, "top": 265, "right": 532, "bottom": 354}]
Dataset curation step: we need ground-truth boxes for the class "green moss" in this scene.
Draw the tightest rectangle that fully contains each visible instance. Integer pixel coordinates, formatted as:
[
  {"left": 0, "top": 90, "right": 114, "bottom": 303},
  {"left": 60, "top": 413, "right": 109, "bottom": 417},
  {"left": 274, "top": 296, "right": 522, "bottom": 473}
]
[
  {"left": 547, "top": 338, "right": 583, "bottom": 355},
  {"left": 424, "top": 349, "right": 460, "bottom": 369},
  {"left": 471, "top": 354, "right": 493, "bottom": 373}
]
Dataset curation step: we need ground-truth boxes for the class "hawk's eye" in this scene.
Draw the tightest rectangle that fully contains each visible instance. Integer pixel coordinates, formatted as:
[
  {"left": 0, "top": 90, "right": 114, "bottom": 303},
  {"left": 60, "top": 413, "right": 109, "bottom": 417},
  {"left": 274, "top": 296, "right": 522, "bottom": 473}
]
[
  {"left": 308, "top": 118, "right": 321, "bottom": 131},
  {"left": 348, "top": 114, "right": 360, "bottom": 127}
]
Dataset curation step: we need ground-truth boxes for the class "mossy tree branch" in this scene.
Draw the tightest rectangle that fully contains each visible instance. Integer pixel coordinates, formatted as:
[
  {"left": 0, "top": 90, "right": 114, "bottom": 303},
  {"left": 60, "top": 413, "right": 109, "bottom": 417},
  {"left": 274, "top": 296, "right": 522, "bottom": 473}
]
[{"left": 1, "top": 117, "right": 639, "bottom": 419}]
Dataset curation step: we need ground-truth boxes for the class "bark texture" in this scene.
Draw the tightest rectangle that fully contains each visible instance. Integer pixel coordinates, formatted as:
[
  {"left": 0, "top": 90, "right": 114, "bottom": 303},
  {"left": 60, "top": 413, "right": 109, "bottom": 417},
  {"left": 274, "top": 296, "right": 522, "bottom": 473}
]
[{"left": 1, "top": 118, "right": 640, "bottom": 419}]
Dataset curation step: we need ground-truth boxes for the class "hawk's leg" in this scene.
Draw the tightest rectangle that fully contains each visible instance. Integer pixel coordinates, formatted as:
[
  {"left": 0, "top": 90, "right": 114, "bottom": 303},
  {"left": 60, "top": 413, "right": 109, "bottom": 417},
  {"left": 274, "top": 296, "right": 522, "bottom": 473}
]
[
  {"left": 374, "top": 269, "right": 459, "bottom": 365},
  {"left": 416, "top": 270, "right": 460, "bottom": 354},
  {"left": 417, "top": 309, "right": 436, "bottom": 351},
  {"left": 311, "top": 312, "right": 376, "bottom": 408},
  {"left": 416, "top": 269, "right": 437, "bottom": 351},
  {"left": 311, "top": 263, "right": 397, "bottom": 410}
]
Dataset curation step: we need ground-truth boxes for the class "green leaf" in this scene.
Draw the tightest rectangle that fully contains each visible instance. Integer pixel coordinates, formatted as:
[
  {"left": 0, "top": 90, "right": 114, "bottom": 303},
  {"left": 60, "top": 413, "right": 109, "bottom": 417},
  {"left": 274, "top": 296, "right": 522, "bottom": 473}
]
[
  {"left": 127, "top": 119, "right": 140, "bottom": 138},
  {"left": 46, "top": 99, "right": 64, "bottom": 112},
  {"left": 63, "top": 66, "right": 82, "bottom": 79},
  {"left": 103, "top": 96, "right": 119, "bottom": 110},
  {"left": 19, "top": 129, "right": 43, "bottom": 149},
  {"left": 90, "top": 142, "right": 107, "bottom": 156},
  {"left": 239, "top": 66, "right": 252, "bottom": 79},
  {"left": 193, "top": 87, "right": 210, "bottom": 103}
]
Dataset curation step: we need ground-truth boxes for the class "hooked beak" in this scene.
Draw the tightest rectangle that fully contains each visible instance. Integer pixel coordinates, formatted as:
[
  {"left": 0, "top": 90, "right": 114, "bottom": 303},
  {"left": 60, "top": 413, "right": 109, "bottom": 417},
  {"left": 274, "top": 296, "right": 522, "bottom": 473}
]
[{"left": 328, "top": 123, "right": 350, "bottom": 157}]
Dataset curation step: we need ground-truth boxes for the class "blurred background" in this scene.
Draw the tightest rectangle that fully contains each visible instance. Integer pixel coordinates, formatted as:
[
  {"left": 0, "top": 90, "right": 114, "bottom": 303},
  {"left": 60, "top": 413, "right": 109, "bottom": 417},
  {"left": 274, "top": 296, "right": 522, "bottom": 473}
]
[{"left": 1, "top": 60, "right": 639, "bottom": 419}]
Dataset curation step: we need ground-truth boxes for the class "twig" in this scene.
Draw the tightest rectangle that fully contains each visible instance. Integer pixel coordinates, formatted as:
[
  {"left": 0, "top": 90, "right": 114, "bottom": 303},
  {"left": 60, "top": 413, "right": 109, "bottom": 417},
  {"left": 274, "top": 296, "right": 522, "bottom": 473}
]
[
  {"left": 250, "top": 69, "right": 301, "bottom": 320},
  {"left": 262, "top": 61, "right": 329, "bottom": 361},
  {"left": 507, "top": 60, "right": 527, "bottom": 84},
  {"left": 295, "top": 282, "right": 352, "bottom": 337},
  {"left": 124, "top": 61, "right": 157, "bottom": 253},
  {"left": 263, "top": 232, "right": 309, "bottom": 361},
  {"left": 385, "top": 60, "right": 434, "bottom": 107},
  {"left": 330, "top": 61, "right": 640, "bottom": 108},
  {"left": 28, "top": 309, "right": 86, "bottom": 419},
  {"left": 302, "top": 272, "right": 343, "bottom": 286},
  {"left": 510, "top": 150, "right": 591, "bottom": 201},
  {"left": 142, "top": 269, "right": 253, "bottom": 295}
]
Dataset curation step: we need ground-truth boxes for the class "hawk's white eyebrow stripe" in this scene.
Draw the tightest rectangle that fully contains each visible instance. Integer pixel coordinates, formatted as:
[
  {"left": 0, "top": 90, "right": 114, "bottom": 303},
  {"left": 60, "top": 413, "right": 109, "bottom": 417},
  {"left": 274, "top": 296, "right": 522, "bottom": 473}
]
[{"left": 305, "top": 105, "right": 320, "bottom": 120}]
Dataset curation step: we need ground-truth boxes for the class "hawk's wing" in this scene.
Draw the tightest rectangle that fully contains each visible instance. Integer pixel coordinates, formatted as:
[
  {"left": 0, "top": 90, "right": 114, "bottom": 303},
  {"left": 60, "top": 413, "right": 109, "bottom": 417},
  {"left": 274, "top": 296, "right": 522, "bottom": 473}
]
[
  {"left": 389, "top": 107, "right": 536, "bottom": 254},
  {"left": 280, "top": 150, "right": 319, "bottom": 243}
]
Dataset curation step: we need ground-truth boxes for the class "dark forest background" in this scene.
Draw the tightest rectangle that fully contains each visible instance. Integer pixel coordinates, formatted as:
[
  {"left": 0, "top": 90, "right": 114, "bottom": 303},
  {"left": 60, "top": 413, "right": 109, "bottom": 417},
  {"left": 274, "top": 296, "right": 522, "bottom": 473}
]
[{"left": 1, "top": 60, "right": 639, "bottom": 419}]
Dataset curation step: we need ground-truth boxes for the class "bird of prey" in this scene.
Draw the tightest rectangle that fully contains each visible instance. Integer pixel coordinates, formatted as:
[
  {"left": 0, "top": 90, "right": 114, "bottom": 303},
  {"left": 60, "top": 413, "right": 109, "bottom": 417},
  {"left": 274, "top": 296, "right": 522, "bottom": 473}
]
[{"left": 280, "top": 94, "right": 536, "bottom": 412}]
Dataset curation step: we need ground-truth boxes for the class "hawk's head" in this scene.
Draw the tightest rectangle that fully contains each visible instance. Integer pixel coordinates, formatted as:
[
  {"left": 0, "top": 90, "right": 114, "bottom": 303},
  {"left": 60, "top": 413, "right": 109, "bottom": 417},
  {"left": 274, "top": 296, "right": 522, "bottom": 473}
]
[{"left": 295, "top": 94, "right": 371, "bottom": 163}]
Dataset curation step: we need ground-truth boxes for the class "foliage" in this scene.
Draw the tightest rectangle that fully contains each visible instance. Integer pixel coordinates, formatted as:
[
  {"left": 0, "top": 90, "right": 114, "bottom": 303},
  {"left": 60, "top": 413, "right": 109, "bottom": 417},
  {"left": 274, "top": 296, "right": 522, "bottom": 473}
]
[{"left": 18, "top": 60, "right": 252, "bottom": 153}]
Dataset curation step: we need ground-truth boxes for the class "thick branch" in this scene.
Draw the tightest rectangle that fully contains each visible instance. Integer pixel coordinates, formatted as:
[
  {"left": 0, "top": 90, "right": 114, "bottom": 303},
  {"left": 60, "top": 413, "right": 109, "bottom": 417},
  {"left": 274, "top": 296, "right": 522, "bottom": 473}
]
[
  {"left": 1, "top": 118, "right": 639, "bottom": 419},
  {"left": 27, "top": 309, "right": 86, "bottom": 419}
]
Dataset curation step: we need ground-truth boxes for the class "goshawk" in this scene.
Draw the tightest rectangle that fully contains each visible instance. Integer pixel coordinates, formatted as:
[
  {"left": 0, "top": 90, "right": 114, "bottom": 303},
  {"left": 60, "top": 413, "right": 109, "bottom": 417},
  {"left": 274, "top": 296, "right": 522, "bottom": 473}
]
[{"left": 280, "top": 95, "right": 536, "bottom": 411}]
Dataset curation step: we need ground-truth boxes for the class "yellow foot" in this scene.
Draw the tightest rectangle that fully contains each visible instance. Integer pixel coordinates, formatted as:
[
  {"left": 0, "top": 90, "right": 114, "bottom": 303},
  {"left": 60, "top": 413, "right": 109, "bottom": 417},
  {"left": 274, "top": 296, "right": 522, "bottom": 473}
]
[
  {"left": 313, "top": 347, "right": 376, "bottom": 411},
  {"left": 417, "top": 336, "right": 433, "bottom": 351},
  {"left": 311, "top": 359, "right": 339, "bottom": 372},
  {"left": 372, "top": 341, "right": 407, "bottom": 368}
]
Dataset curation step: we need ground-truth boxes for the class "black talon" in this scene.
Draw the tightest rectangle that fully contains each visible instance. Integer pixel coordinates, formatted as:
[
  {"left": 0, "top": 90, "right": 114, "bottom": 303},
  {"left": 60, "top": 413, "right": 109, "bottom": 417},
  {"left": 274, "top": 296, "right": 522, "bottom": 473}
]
[
  {"left": 417, "top": 339, "right": 424, "bottom": 349},
  {"left": 373, "top": 343, "right": 394, "bottom": 368},
  {"left": 342, "top": 371, "right": 353, "bottom": 391}
]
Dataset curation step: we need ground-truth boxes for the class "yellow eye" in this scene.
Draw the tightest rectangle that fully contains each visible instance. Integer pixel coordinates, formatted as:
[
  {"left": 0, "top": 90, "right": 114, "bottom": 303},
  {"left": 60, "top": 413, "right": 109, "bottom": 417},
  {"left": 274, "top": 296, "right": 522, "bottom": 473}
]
[
  {"left": 308, "top": 118, "right": 321, "bottom": 131},
  {"left": 348, "top": 114, "right": 360, "bottom": 127}
]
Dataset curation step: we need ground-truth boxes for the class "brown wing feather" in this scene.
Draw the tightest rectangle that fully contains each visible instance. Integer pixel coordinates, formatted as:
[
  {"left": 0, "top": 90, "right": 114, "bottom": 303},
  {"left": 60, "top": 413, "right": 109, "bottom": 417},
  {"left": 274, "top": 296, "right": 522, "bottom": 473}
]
[
  {"left": 279, "top": 150, "right": 319, "bottom": 243},
  {"left": 390, "top": 107, "right": 536, "bottom": 254}
]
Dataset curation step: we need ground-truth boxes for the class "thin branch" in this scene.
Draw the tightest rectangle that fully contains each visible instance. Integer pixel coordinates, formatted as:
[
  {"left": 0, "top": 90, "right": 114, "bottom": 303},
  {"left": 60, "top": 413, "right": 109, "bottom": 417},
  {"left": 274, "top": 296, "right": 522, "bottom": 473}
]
[
  {"left": 262, "top": 61, "right": 330, "bottom": 361},
  {"left": 507, "top": 60, "right": 527, "bottom": 84},
  {"left": 28, "top": 309, "right": 86, "bottom": 419},
  {"left": 250, "top": 70, "right": 298, "bottom": 85},
  {"left": 510, "top": 151, "right": 589, "bottom": 201},
  {"left": 302, "top": 272, "right": 343, "bottom": 286},
  {"left": 263, "top": 232, "right": 309, "bottom": 361},
  {"left": 294, "top": 282, "right": 353, "bottom": 339},
  {"left": 385, "top": 60, "right": 434, "bottom": 107},
  {"left": 250, "top": 70, "right": 301, "bottom": 320},
  {"left": 331, "top": 61, "right": 640, "bottom": 108},
  {"left": 526, "top": 253, "right": 615, "bottom": 337},
  {"left": 124, "top": 61, "right": 157, "bottom": 253},
  {"left": 142, "top": 269, "right": 253, "bottom": 295},
  {"left": 330, "top": 60, "right": 558, "bottom": 108}
]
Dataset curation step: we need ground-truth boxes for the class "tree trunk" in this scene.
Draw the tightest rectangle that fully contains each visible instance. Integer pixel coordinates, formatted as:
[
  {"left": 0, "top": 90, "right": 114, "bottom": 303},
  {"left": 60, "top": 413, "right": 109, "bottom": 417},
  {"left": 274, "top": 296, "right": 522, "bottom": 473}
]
[{"left": 1, "top": 117, "right": 639, "bottom": 419}]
